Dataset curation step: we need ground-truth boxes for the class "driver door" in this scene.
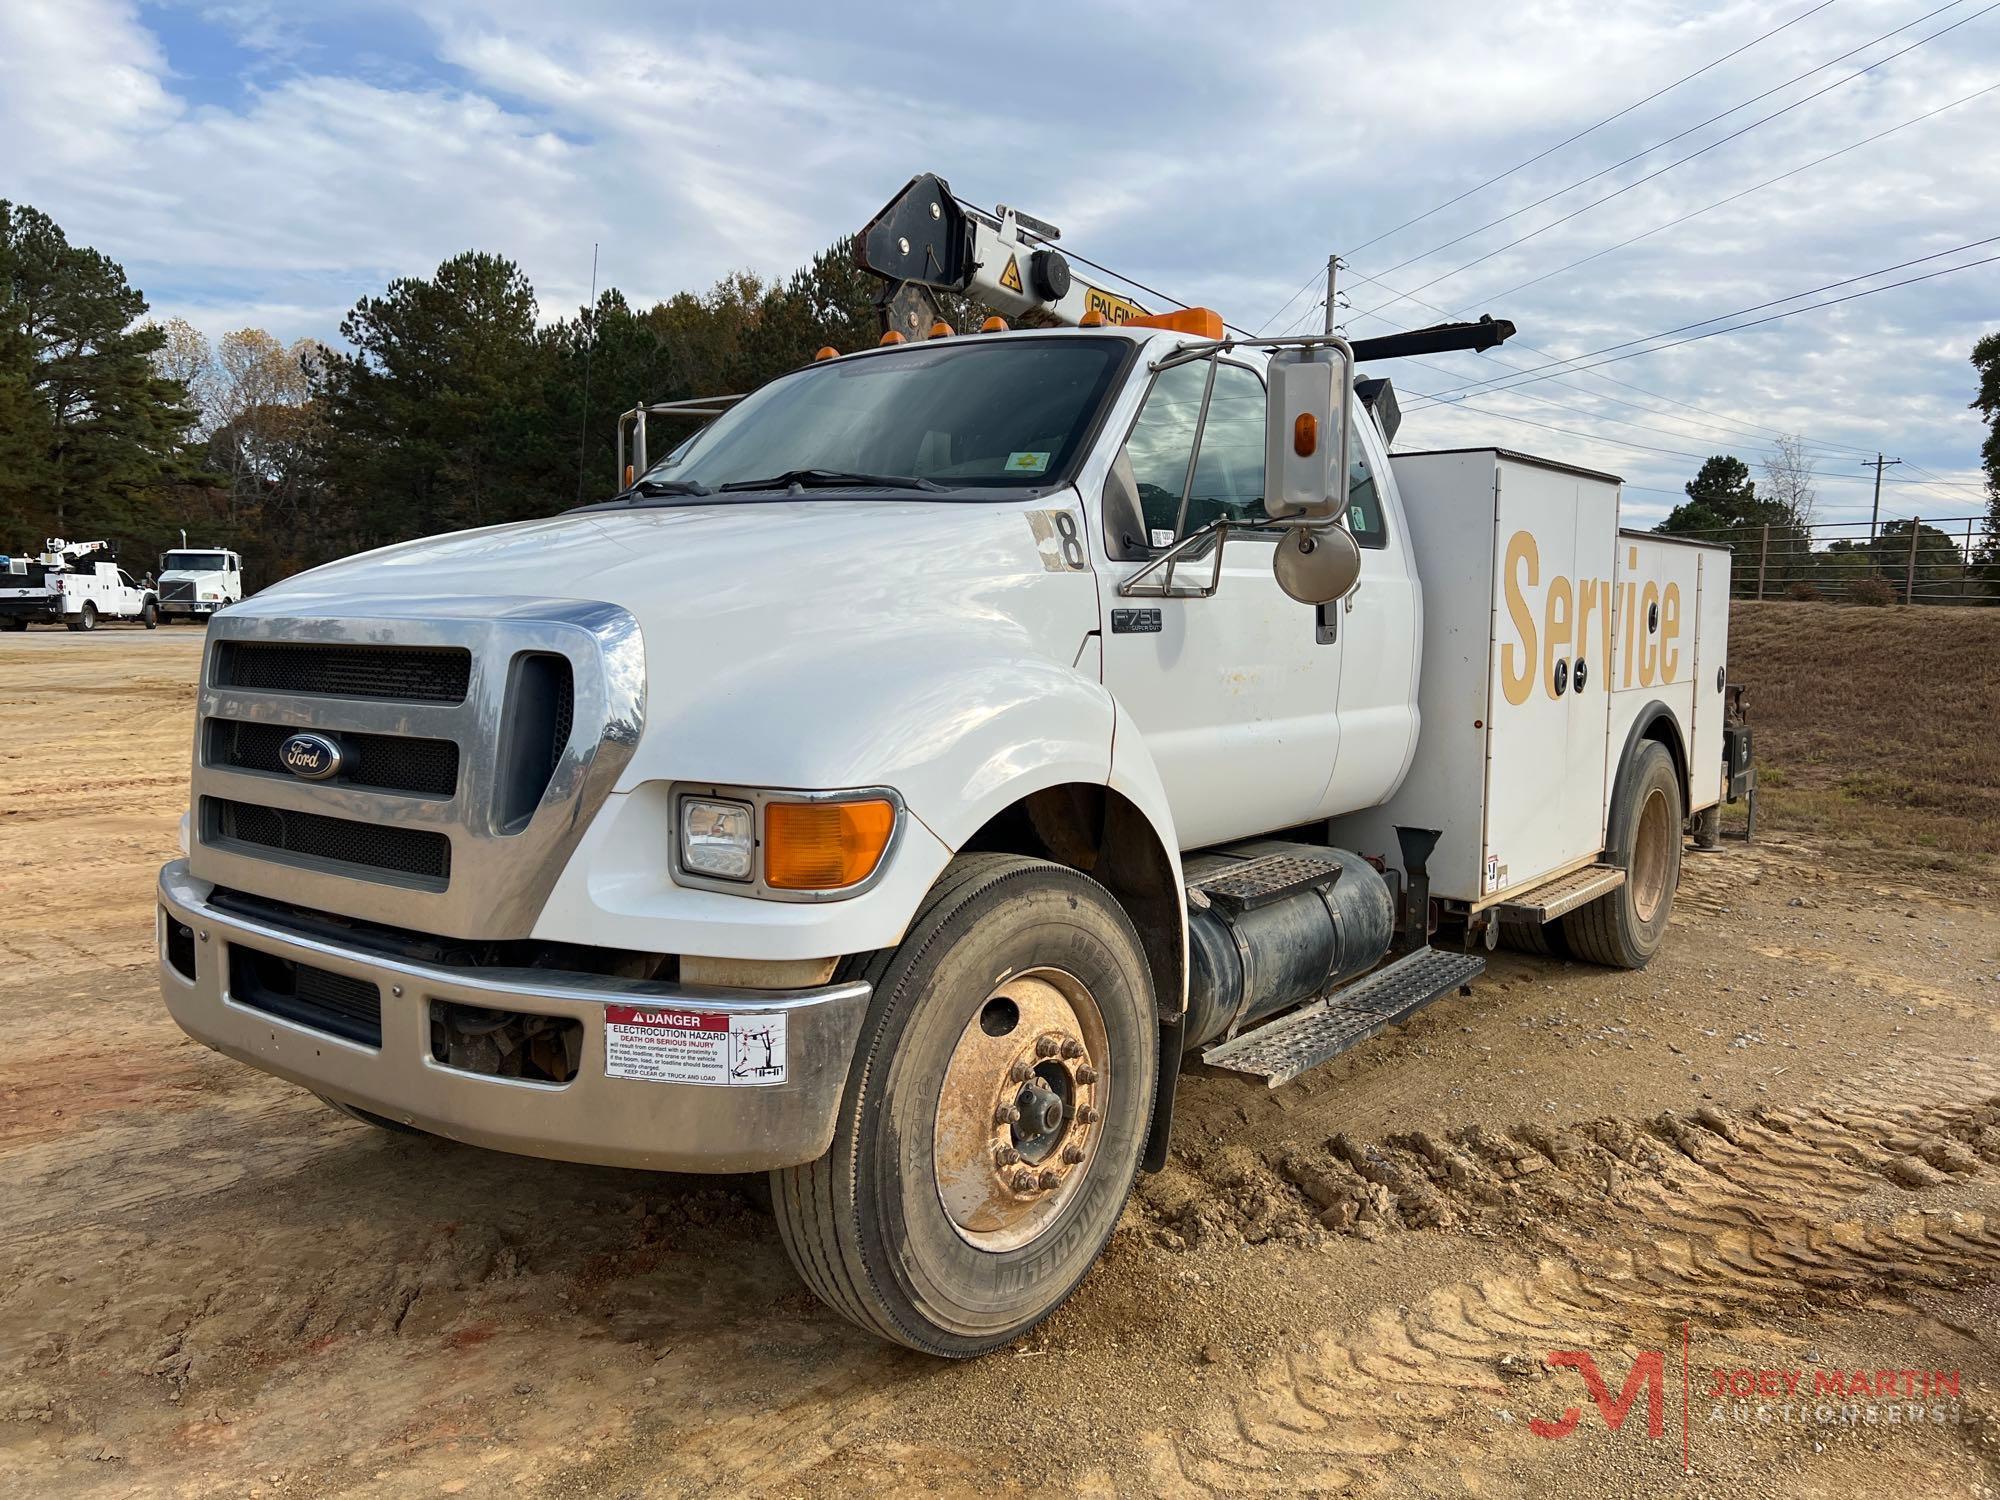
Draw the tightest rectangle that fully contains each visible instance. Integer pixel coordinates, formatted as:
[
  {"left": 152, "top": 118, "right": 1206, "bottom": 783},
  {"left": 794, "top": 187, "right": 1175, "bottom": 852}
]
[{"left": 1097, "top": 358, "right": 1344, "bottom": 850}]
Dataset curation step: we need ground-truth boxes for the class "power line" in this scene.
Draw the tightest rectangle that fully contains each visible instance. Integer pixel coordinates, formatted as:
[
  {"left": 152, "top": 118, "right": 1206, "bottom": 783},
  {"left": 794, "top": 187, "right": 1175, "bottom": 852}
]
[
  {"left": 1337, "top": 260, "right": 1880, "bottom": 458},
  {"left": 1251, "top": 266, "right": 1325, "bottom": 336},
  {"left": 1355, "top": 0, "right": 1996, "bottom": 319},
  {"left": 1459, "top": 79, "right": 2000, "bottom": 312},
  {"left": 1344, "top": 0, "right": 1841, "bottom": 258},
  {"left": 1406, "top": 236, "right": 2000, "bottom": 404}
]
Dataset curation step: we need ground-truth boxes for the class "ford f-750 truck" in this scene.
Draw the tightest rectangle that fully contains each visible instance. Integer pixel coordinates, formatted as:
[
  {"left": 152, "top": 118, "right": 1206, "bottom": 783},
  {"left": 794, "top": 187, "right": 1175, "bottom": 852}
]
[{"left": 157, "top": 176, "right": 1752, "bottom": 1356}]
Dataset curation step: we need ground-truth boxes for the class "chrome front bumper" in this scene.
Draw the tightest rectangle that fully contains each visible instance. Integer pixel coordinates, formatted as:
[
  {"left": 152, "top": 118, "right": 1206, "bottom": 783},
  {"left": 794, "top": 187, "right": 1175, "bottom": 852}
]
[{"left": 157, "top": 860, "right": 871, "bottom": 1172}]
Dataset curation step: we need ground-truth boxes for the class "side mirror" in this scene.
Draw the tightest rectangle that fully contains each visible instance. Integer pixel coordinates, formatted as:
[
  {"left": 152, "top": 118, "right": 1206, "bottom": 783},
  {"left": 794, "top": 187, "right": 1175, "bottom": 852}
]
[
  {"left": 1263, "top": 344, "right": 1352, "bottom": 523},
  {"left": 1273, "top": 523, "right": 1362, "bottom": 605}
]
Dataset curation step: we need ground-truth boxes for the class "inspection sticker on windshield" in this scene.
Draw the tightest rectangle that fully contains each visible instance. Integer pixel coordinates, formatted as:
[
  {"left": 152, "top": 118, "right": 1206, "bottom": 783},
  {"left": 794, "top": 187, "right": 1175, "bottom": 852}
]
[
  {"left": 603, "top": 1005, "right": 787, "bottom": 1087},
  {"left": 1005, "top": 450, "right": 1050, "bottom": 474}
]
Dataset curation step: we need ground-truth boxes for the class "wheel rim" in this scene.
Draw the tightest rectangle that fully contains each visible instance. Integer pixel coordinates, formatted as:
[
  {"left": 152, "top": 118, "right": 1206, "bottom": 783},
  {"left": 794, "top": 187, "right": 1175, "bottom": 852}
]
[
  {"left": 1631, "top": 786, "right": 1673, "bottom": 923},
  {"left": 933, "top": 967, "right": 1108, "bottom": 1253}
]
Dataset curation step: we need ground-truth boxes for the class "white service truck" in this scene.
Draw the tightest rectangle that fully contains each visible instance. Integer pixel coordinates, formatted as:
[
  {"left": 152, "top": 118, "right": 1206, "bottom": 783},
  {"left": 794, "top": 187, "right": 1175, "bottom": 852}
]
[
  {"left": 1, "top": 539, "right": 160, "bottom": 630},
  {"left": 157, "top": 176, "right": 1754, "bottom": 1356},
  {"left": 156, "top": 546, "right": 245, "bottom": 622}
]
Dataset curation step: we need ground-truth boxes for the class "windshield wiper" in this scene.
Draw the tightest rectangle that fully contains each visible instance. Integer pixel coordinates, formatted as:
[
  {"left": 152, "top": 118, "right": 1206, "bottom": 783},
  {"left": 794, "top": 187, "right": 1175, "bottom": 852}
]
[
  {"left": 716, "top": 468, "right": 944, "bottom": 494},
  {"left": 576, "top": 476, "right": 711, "bottom": 510}
]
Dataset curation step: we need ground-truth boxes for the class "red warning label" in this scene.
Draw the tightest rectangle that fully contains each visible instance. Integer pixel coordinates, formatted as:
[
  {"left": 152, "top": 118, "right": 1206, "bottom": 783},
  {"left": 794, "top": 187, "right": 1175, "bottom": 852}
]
[{"left": 603, "top": 1005, "right": 787, "bottom": 1087}]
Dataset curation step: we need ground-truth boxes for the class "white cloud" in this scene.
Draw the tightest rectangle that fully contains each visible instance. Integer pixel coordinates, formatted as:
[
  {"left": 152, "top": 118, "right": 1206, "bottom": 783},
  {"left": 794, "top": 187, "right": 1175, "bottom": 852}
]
[{"left": 0, "top": 0, "right": 1993, "bottom": 518}]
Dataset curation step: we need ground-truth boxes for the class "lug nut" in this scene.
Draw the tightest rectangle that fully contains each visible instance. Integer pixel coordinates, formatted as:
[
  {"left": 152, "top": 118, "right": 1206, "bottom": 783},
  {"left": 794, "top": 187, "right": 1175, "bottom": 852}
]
[
  {"left": 1062, "top": 1144, "right": 1085, "bottom": 1165},
  {"left": 1060, "top": 1039, "right": 1083, "bottom": 1059},
  {"left": 1012, "top": 1169, "right": 1037, "bottom": 1192},
  {"left": 1075, "top": 1065, "right": 1098, "bottom": 1085},
  {"left": 995, "top": 1145, "right": 1021, "bottom": 1167},
  {"left": 1075, "top": 1105, "right": 1098, "bottom": 1125},
  {"left": 994, "top": 1104, "right": 1020, "bottom": 1125},
  {"left": 1008, "top": 1061, "right": 1032, "bottom": 1083},
  {"left": 1037, "top": 1169, "right": 1061, "bottom": 1190},
  {"left": 1035, "top": 1036, "right": 1060, "bottom": 1058}
]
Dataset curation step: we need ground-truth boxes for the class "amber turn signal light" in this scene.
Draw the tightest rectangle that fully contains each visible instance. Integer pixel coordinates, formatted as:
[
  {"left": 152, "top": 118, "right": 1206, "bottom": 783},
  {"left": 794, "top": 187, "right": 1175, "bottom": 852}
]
[
  {"left": 764, "top": 799, "right": 896, "bottom": 890},
  {"left": 1293, "top": 412, "right": 1318, "bottom": 457}
]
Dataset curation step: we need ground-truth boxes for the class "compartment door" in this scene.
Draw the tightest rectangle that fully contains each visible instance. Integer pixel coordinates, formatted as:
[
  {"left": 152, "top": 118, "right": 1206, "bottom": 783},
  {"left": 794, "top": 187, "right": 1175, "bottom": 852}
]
[
  {"left": 1480, "top": 464, "right": 1616, "bottom": 900},
  {"left": 1688, "top": 548, "right": 1732, "bottom": 810}
]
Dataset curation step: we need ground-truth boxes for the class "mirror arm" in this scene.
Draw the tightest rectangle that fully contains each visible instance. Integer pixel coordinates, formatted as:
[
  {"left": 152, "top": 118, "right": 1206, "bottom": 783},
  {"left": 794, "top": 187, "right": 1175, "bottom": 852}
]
[
  {"left": 1165, "top": 353, "right": 1221, "bottom": 594},
  {"left": 1118, "top": 520, "right": 1252, "bottom": 599}
]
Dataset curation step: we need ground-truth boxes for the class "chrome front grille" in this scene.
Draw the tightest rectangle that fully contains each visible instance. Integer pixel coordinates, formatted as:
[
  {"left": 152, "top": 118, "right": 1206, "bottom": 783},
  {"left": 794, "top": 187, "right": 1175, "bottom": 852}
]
[
  {"left": 161, "top": 579, "right": 195, "bottom": 602},
  {"left": 213, "top": 640, "right": 471, "bottom": 702},
  {"left": 206, "top": 718, "right": 460, "bottom": 798},
  {"left": 188, "top": 597, "right": 643, "bottom": 941}
]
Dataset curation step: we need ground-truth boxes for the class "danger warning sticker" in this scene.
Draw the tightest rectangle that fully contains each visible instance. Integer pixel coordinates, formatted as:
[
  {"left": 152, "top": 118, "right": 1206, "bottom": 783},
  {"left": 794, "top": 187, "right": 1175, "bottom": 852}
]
[
  {"left": 603, "top": 1005, "right": 788, "bottom": 1087},
  {"left": 998, "top": 253, "right": 1024, "bottom": 294}
]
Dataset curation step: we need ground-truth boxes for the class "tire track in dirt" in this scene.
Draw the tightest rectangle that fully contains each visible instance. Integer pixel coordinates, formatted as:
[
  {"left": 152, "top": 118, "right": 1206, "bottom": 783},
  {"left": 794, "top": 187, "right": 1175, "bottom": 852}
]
[{"left": 1129, "top": 1053, "right": 2000, "bottom": 1496}]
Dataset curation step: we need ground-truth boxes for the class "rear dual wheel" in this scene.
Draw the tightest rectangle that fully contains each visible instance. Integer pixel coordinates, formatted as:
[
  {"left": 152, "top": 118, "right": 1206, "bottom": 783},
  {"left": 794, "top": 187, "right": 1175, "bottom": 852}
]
[
  {"left": 1564, "top": 741, "right": 1682, "bottom": 968},
  {"left": 773, "top": 854, "right": 1157, "bottom": 1357}
]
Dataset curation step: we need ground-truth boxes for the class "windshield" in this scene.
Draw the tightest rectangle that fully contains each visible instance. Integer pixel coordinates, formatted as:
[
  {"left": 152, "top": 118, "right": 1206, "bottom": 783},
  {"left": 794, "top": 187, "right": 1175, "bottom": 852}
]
[
  {"left": 164, "top": 552, "right": 229, "bottom": 571},
  {"left": 641, "top": 337, "right": 1128, "bottom": 494}
]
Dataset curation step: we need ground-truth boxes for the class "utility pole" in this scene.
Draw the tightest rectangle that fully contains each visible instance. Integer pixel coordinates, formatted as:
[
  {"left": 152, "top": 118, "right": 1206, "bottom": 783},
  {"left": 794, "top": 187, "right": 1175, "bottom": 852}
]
[
  {"left": 1863, "top": 452, "right": 1902, "bottom": 543},
  {"left": 1324, "top": 254, "right": 1340, "bottom": 336}
]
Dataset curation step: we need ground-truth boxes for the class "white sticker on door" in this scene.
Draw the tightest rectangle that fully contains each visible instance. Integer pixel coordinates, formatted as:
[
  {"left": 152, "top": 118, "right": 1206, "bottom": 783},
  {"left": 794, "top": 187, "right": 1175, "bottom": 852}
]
[{"left": 603, "top": 1005, "right": 787, "bottom": 1087}]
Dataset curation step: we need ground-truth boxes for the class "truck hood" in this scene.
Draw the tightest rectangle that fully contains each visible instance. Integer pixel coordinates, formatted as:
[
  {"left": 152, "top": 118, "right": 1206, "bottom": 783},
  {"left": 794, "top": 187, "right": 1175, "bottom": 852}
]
[{"left": 235, "top": 496, "right": 1106, "bottom": 796}]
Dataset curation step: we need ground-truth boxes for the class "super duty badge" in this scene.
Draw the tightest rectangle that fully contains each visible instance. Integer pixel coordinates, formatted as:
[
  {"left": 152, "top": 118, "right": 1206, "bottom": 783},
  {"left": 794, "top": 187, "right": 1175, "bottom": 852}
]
[{"left": 1111, "top": 608, "right": 1162, "bottom": 634}]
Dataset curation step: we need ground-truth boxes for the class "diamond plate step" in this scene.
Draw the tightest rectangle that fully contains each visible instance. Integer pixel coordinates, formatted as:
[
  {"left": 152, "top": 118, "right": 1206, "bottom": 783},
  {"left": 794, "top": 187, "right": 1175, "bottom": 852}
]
[
  {"left": 1189, "top": 852, "right": 1341, "bottom": 914},
  {"left": 1494, "top": 863, "right": 1625, "bottom": 924},
  {"left": 1199, "top": 948, "right": 1487, "bottom": 1088}
]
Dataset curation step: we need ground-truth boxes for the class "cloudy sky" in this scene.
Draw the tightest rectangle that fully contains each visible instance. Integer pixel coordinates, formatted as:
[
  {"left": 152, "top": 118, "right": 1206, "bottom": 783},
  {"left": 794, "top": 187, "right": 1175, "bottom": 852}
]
[{"left": 4, "top": 0, "right": 1996, "bottom": 527}]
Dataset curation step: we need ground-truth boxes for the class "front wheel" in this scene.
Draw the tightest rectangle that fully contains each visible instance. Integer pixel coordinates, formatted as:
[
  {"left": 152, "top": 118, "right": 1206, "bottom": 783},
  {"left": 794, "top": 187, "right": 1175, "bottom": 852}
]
[
  {"left": 773, "top": 854, "right": 1158, "bottom": 1356},
  {"left": 141, "top": 601, "right": 159, "bottom": 629}
]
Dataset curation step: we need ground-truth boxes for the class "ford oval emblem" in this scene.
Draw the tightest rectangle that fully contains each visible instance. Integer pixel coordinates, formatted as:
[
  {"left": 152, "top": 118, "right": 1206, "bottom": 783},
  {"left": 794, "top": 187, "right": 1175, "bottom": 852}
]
[{"left": 280, "top": 731, "right": 343, "bottom": 781}]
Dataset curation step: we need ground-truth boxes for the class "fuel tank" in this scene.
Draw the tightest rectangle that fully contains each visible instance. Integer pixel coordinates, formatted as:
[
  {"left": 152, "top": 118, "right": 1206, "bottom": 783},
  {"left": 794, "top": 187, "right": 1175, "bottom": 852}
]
[{"left": 1181, "top": 841, "right": 1397, "bottom": 1051}]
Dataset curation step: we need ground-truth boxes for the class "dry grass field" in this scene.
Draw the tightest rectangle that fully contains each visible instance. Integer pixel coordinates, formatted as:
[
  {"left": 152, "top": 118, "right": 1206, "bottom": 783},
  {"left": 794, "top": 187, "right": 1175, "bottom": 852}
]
[{"left": 1726, "top": 601, "right": 2000, "bottom": 864}]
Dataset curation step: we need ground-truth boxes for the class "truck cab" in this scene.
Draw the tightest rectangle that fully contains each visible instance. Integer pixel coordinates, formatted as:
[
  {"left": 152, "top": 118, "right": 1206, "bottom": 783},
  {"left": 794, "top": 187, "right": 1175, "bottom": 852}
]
[
  {"left": 158, "top": 547, "right": 244, "bottom": 622},
  {"left": 158, "top": 181, "right": 1739, "bottom": 1358}
]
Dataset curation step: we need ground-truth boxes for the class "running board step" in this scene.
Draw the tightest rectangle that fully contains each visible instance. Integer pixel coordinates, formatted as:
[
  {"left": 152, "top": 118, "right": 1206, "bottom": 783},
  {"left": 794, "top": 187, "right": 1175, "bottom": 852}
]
[
  {"left": 1199, "top": 948, "right": 1487, "bottom": 1088},
  {"left": 1494, "top": 862, "right": 1625, "bottom": 924}
]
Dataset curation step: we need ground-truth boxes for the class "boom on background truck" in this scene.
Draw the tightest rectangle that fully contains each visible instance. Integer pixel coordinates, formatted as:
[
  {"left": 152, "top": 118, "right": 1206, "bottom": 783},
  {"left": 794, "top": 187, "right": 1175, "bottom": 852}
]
[{"left": 157, "top": 175, "right": 1754, "bottom": 1356}]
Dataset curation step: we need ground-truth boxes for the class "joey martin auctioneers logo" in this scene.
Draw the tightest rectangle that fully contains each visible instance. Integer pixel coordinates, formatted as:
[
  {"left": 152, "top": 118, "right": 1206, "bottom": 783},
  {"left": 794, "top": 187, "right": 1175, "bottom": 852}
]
[{"left": 1527, "top": 1325, "right": 1966, "bottom": 1471}]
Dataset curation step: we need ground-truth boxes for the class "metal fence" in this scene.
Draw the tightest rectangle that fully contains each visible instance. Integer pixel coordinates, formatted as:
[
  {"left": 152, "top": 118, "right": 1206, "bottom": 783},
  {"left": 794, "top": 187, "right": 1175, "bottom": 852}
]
[{"left": 1666, "top": 515, "right": 1998, "bottom": 605}]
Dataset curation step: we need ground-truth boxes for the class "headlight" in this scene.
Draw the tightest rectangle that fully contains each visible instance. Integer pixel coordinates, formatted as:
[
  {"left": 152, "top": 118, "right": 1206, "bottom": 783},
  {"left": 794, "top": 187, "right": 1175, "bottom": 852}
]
[{"left": 680, "top": 797, "right": 754, "bottom": 880}]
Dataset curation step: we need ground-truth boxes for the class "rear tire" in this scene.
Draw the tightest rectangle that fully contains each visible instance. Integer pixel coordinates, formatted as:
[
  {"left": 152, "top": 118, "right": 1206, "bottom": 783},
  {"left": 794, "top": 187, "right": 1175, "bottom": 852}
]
[
  {"left": 0, "top": 616, "right": 24, "bottom": 632},
  {"left": 1500, "top": 916, "right": 1569, "bottom": 959},
  {"left": 1563, "top": 741, "right": 1682, "bottom": 968},
  {"left": 772, "top": 854, "right": 1157, "bottom": 1357},
  {"left": 68, "top": 602, "right": 97, "bottom": 633}
]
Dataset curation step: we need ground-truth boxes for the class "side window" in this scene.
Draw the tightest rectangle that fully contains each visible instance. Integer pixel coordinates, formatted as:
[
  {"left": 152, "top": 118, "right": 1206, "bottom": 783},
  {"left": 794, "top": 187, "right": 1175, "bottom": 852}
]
[
  {"left": 1347, "top": 433, "right": 1389, "bottom": 550},
  {"left": 1120, "top": 360, "right": 1266, "bottom": 543}
]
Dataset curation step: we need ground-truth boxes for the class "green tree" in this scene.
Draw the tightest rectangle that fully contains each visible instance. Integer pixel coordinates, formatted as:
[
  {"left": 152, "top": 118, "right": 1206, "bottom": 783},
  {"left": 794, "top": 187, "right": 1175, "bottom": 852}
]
[
  {"left": 0, "top": 201, "right": 192, "bottom": 548},
  {"left": 1656, "top": 454, "right": 1791, "bottom": 536},
  {"left": 1972, "top": 331, "right": 1999, "bottom": 576},
  {"left": 310, "top": 252, "right": 546, "bottom": 547}
]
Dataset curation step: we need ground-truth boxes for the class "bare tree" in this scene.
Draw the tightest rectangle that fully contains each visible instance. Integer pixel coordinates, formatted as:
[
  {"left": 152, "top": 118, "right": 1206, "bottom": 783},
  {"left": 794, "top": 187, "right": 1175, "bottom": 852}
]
[{"left": 1761, "top": 433, "right": 1818, "bottom": 531}]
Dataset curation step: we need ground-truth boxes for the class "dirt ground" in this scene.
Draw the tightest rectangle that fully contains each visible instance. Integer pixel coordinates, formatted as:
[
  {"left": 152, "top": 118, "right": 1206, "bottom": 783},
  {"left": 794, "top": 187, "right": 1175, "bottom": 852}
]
[{"left": 3, "top": 626, "right": 1998, "bottom": 1498}]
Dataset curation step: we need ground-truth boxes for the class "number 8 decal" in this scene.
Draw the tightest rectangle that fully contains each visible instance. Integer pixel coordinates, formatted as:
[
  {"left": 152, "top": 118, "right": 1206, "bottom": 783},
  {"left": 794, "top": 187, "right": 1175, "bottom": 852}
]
[{"left": 1053, "top": 511, "right": 1085, "bottom": 570}]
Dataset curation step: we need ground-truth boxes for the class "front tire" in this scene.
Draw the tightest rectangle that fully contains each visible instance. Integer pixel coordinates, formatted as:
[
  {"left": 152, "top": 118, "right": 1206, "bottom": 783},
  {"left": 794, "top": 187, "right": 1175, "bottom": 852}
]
[
  {"left": 773, "top": 854, "right": 1158, "bottom": 1356},
  {"left": 1563, "top": 740, "right": 1682, "bottom": 968},
  {"left": 142, "top": 601, "right": 159, "bottom": 629}
]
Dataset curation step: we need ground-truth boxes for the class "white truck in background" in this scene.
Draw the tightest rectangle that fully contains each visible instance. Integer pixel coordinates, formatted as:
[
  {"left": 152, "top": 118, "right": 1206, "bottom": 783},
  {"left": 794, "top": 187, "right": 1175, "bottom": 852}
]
[
  {"left": 157, "top": 546, "right": 245, "bottom": 623},
  {"left": 0, "top": 539, "right": 159, "bottom": 631},
  {"left": 157, "top": 175, "right": 1755, "bottom": 1357}
]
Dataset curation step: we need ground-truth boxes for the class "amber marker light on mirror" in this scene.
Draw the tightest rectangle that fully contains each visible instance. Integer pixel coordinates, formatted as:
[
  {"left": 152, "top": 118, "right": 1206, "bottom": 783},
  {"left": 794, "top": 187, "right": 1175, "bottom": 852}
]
[
  {"left": 1294, "top": 412, "right": 1319, "bottom": 457},
  {"left": 764, "top": 799, "right": 896, "bottom": 890}
]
